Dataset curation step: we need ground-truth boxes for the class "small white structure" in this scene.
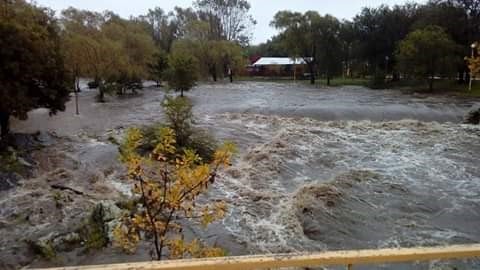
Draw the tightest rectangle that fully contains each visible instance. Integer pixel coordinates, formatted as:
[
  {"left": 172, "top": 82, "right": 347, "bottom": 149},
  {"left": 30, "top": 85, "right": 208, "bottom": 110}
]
[{"left": 252, "top": 57, "right": 307, "bottom": 66}]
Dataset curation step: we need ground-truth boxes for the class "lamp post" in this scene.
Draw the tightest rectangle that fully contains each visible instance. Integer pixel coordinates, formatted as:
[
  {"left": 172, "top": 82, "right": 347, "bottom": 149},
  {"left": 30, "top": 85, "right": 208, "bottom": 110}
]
[{"left": 469, "top": 43, "right": 477, "bottom": 91}]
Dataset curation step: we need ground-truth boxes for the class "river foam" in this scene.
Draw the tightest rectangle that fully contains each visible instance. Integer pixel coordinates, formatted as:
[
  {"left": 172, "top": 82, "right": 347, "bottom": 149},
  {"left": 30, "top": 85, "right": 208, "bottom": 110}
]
[{"left": 201, "top": 113, "right": 480, "bottom": 267}]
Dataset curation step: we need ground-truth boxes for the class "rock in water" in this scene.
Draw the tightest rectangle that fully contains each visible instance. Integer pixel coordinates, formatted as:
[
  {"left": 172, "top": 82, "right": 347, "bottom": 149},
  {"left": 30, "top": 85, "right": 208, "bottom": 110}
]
[{"left": 464, "top": 104, "right": 480, "bottom": 124}]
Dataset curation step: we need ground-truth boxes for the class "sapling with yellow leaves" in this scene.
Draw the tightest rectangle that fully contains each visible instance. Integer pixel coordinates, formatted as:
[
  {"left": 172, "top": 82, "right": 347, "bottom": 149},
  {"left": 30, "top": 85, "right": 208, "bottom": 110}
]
[{"left": 115, "top": 127, "right": 235, "bottom": 260}]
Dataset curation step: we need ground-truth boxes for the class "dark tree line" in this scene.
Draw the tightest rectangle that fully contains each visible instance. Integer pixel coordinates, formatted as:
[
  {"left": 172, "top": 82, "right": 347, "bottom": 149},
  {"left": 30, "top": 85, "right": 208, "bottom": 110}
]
[{"left": 252, "top": 0, "right": 479, "bottom": 87}]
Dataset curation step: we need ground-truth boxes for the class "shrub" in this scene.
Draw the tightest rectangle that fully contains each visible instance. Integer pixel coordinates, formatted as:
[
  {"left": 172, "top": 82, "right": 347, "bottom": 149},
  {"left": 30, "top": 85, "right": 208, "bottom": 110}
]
[
  {"left": 163, "top": 96, "right": 194, "bottom": 147},
  {"left": 115, "top": 127, "right": 236, "bottom": 260},
  {"left": 133, "top": 96, "right": 217, "bottom": 161},
  {"left": 79, "top": 204, "right": 109, "bottom": 250}
]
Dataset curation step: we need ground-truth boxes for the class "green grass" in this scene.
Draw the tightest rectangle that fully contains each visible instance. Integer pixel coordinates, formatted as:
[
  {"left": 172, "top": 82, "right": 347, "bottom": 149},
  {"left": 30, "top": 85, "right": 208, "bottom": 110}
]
[
  {"left": 385, "top": 79, "right": 480, "bottom": 97},
  {"left": 236, "top": 76, "right": 480, "bottom": 97},
  {"left": 237, "top": 76, "right": 369, "bottom": 86},
  {"left": 313, "top": 77, "right": 369, "bottom": 87},
  {"left": 236, "top": 76, "right": 299, "bottom": 83}
]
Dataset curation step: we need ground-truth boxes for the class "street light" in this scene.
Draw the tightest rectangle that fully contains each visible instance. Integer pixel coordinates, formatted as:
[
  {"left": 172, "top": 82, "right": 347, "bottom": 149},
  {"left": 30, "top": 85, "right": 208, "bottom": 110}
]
[{"left": 469, "top": 42, "right": 477, "bottom": 91}]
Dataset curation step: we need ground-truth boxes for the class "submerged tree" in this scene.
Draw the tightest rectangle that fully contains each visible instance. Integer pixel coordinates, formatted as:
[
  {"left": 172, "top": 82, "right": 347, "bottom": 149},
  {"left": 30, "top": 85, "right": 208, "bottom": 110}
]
[
  {"left": 149, "top": 50, "right": 169, "bottom": 86},
  {"left": 115, "top": 127, "right": 236, "bottom": 260},
  {"left": 396, "top": 26, "right": 457, "bottom": 91},
  {"left": 166, "top": 51, "right": 199, "bottom": 97},
  {"left": 0, "top": 0, "right": 70, "bottom": 141}
]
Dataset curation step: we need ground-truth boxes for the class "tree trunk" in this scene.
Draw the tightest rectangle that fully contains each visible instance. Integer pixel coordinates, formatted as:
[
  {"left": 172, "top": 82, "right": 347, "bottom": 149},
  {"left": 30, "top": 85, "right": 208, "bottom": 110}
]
[
  {"left": 308, "top": 63, "right": 315, "bottom": 85},
  {"left": 429, "top": 76, "right": 434, "bottom": 91},
  {"left": 75, "top": 77, "right": 81, "bottom": 92},
  {"left": 98, "top": 88, "right": 105, "bottom": 103},
  {"left": 180, "top": 89, "right": 184, "bottom": 97},
  {"left": 326, "top": 69, "right": 331, "bottom": 86},
  {"left": 0, "top": 111, "right": 10, "bottom": 140},
  {"left": 73, "top": 77, "right": 80, "bottom": 115},
  {"left": 229, "top": 72, "right": 233, "bottom": 83},
  {"left": 212, "top": 72, "right": 217, "bottom": 82},
  {"left": 75, "top": 89, "right": 79, "bottom": 115}
]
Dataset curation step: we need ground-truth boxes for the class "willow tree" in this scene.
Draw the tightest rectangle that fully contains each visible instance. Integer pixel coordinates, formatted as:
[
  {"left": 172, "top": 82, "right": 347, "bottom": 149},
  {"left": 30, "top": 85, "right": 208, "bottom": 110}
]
[
  {"left": 271, "top": 11, "right": 317, "bottom": 84},
  {"left": 0, "top": 0, "right": 70, "bottom": 141},
  {"left": 61, "top": 8, "right": 156, "bottom": 101},
  {"left": 194, "top": 0, "right": 256, "bottom": 45}
]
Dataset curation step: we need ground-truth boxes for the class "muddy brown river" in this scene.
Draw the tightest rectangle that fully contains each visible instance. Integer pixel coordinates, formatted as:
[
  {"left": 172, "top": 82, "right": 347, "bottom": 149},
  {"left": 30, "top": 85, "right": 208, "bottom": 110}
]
[{"left": 4, "top": 82, "right": 480, "bottom": 269}]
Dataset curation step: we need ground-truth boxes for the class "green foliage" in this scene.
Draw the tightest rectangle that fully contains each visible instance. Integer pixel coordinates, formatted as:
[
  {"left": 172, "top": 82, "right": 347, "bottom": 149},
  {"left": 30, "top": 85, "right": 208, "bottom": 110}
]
[
  {"left": 61, "top": 8, "right": 156, "bottom": 102},
  {"left": 52, "top": 191, "right": 64, "bottom": 209},
  {"left": 0, "top": 150, "right": 26, "bottom": 175},
  {"left": 396, "top": 26, "right": 457, "bottom": 91},
  {"left": 26, "top": 239, "right": 57, "bottom": 260},
  {"left": 194, "top": 0, "right": 255, "bottom": 44},
  {"left": 149, "top": 50, "right": 169, "bottom": 86},
  {"left": 135, "top": 96, "right": 217, "bottom": 161},
  {"left": 271, "top": 11, "right": 343, "bottom": 84},
  {"left": 162, "top": 96, "right": 194, "bottom": 146},
  {"left": 0, "top": 1, "right": 70, "bottom": 138},
  {"left": 80, "top": 204, "right": 109, "bottom": 250},
  {"left": 166, "top": 51, "right": 199, "bottom": 96}
]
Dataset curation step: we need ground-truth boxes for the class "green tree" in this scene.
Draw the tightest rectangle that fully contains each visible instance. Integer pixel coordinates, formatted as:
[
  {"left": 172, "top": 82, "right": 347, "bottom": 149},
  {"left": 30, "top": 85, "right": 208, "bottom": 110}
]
[
  {"left": 271, "top": 11, "right": 317, "bottom": 84},
  {"left": 315, "top": 14, "right": 343, "bottom": 86},
  {"left": 149, "top": 50, "right": 169, "bottom": 86},
  {"left": 166, "top": 51, "right": 199, "bottom": 97},
  {"left": 194, "top": 0, "right": 256, "bottom": 45},
  {"left": 61, "top": 8, "right": 156, "bottom": 101},
  {"left": 0, "top": 0, "right": 70, "bottom": 141},
  {"left": 396, "top": 26, "right": 457, "bottom": 91},
  {"left": 102, "top": 16, "right": 156, "bottom": 95},
  {"left": 352, "top": 5, "right": 418, "bottom": 77}
]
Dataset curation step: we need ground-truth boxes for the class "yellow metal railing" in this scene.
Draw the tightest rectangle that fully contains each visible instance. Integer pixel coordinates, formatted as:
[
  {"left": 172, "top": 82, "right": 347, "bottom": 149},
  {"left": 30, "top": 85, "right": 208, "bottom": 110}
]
[{"left": 32, "top": 244, "right": 480, "bottom": 270}]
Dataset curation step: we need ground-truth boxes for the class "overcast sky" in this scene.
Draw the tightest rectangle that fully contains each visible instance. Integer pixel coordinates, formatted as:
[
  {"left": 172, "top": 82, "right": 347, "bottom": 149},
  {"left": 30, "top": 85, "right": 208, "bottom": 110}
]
[{"left": 34, "top": 0, "right": 425, "bottom": 44}]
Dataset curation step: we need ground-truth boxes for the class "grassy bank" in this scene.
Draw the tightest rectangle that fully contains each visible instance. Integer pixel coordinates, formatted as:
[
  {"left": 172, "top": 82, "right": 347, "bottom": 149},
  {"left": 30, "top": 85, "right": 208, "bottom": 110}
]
[
  {"left": 236, "top": 76, "right": 480, "bottom": 97},
  {"left": 383, "top": 79, "right": 480, "bottom": 97},
  {"left": 237, "top": 76, "right": 369, "bottom": 86}
]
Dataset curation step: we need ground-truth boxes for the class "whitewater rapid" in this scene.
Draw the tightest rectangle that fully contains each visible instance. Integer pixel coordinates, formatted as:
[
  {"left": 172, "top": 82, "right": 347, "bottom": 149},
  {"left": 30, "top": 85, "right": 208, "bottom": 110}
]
[
  {"left": 199, "top": 113, "right": 480, "bottom": 269},
  {"left": 6, "top": 82, "right": 480, "bottom": 269}
]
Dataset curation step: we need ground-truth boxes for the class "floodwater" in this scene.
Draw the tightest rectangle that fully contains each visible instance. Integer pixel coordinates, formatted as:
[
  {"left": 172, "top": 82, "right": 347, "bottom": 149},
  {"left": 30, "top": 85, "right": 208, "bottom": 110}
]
[{"left": 6, "top": 82, "right": 480, "bottom": 269}]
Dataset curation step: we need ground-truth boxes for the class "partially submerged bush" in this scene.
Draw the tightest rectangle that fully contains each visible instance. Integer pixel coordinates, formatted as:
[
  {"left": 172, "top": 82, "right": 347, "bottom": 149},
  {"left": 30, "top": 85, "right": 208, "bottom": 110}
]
[
  {"left": 131, "top": 95, "right": 217, "bottom": 161},
  {"left": 0, "top": 149, "right": 27, "bottom": 175},
  {"left": 78, "top": 204, "right": 109, "bottom": 250},
  {"left": 163, "top": 95, "right": 194, "bottom": 147},
  {"left": 26, "top": 239, "right": 56, "bottom": 260}
]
